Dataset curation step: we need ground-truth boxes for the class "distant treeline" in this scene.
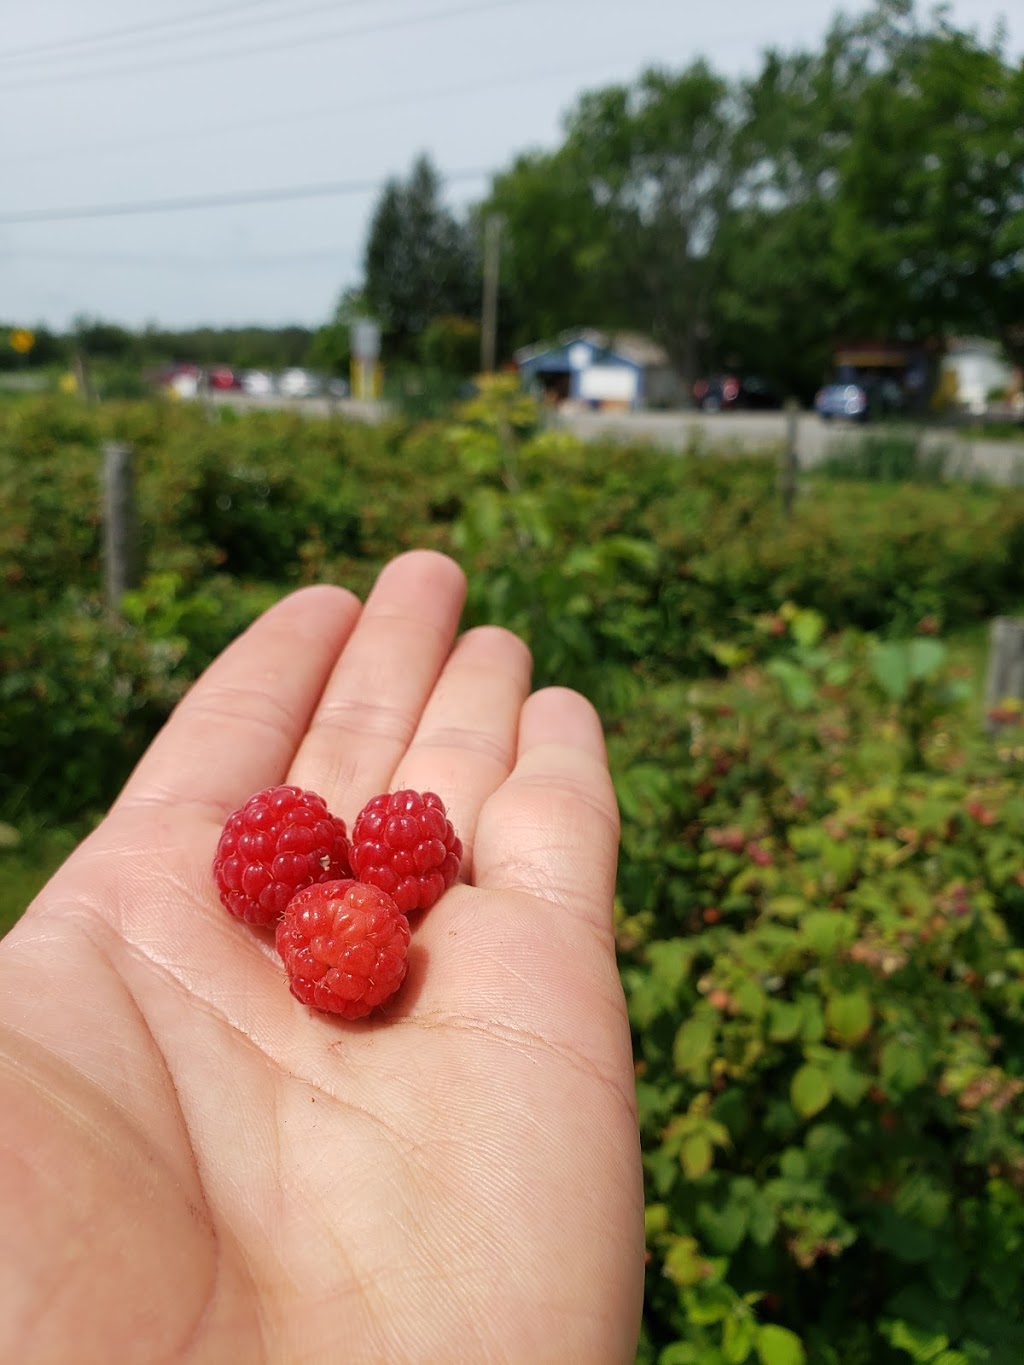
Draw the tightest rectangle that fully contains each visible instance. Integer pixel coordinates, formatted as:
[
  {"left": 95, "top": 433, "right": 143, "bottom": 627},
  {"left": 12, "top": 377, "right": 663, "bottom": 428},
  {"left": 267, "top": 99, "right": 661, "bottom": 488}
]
[{"left": 0, "top": 320, "right": 315, "bottom": 373}]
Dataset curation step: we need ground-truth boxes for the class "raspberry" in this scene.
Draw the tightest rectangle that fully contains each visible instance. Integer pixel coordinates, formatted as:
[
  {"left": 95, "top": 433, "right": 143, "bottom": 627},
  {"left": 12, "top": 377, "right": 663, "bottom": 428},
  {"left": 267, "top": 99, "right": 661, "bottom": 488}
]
[
  {"left": 213, "top": 785, "right": 351, "bottom": 927},
  {"left": 350, "top": 789, "right": 462, "bottom": 914},
  {"left": 276, "top": 879, "right": 410, "bottom": 1018}
]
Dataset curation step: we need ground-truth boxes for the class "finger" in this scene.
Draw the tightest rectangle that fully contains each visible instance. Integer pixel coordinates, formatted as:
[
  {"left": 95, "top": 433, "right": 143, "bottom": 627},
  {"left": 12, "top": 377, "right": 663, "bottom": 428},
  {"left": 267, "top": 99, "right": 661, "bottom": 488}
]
[
  {"left": 113, "top": 585, "right": 361, "bottom": 821},
  {"left": 472, "top": 687, "right": 620, "bottom": 933},
  {"left": 390, "top": 625, "right": 532, "bottom": 875},
  {"left": 288, "top": 550, "right": 467, "bottom": 819}
]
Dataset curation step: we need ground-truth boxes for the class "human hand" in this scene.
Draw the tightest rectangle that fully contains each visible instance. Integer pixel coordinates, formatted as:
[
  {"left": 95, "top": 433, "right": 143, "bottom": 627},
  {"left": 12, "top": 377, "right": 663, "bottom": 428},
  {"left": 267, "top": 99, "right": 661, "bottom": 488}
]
[{"left": 0, "top": 551, "right": 644, "bottom": 1364}]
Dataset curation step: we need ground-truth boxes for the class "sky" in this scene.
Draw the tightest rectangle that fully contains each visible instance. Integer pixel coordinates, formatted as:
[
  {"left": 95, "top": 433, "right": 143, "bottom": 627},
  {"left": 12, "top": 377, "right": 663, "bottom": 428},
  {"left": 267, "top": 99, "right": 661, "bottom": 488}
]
[{"left": 1, "top": 0, "right": 1020, "bottom": 333}]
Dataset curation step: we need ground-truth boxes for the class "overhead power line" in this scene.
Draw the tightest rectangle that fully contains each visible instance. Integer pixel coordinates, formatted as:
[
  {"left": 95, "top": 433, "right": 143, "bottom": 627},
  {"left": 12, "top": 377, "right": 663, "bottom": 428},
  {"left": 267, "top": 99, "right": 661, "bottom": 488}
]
[
  {"left": 0, "top": 55, "right": 629, "bottom": 169},
  {"left": 0, "top": 167, "right": 493, "bottom": 225},
  {"left": 0, "top": 0, "right": 382, "bottom": 71},
  {"left": 2, "top": 0, "right": 535, "bottom": 92},
  {"left": 0, "top": 0, "right": 296, "bottom": 64},
  {"left": 4, "top": 247, "right": 361, "bottom": 270}
]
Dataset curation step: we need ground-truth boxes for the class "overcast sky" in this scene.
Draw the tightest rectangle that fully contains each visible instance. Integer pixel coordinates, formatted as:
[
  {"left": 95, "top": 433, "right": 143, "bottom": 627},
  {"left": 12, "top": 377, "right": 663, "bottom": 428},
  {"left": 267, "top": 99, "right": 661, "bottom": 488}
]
[{"left": 1, "top": 0, "right": 1019, "bottom": 332}]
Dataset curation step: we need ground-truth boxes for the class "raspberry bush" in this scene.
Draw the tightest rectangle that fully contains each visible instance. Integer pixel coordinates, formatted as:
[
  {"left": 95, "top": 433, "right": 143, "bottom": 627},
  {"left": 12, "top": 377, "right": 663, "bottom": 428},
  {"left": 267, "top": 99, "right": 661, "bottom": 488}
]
[
  {"left": 614, "top": 610, "right": 1024, "bottom": 1365},
  {"left": 4, "top": 391, "right": 1024, "bottom": 1359}
]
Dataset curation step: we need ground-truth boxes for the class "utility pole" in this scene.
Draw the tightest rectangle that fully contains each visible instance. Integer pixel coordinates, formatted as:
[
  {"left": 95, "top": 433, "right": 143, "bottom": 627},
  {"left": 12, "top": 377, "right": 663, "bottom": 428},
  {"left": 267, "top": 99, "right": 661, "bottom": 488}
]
[{"left": 480, "top": 214, "right": 502, "bottom": 374}]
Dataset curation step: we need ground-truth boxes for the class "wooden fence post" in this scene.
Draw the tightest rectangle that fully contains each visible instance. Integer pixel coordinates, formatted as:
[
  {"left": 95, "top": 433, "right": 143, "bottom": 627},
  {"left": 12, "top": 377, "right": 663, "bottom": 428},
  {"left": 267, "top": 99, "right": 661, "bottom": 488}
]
[
  {"left": 984, "top": 616, "right": 1024, "bottom": 732},
  {"left": 73, "top": 349, "right": 95, "bottom": 404},
  {"left": 102, "top": 441, "right": 140, "bottom": 614},
  {"left": 780, "top": 398, "right": 800, "bottom": 518}
]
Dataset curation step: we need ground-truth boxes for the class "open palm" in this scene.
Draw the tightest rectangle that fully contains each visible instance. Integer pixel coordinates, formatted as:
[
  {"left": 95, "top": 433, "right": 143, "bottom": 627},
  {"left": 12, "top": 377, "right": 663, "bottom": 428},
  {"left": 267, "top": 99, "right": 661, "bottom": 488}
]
[{"left": 0, "top": 551, "right": 644, "bottom": 1365}]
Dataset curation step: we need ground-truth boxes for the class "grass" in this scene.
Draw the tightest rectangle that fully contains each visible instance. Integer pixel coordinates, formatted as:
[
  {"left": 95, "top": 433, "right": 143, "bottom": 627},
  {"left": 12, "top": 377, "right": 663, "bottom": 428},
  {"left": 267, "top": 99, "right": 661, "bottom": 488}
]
[{"left": 815, "top": 429, "right": 957, "bottom": 484}]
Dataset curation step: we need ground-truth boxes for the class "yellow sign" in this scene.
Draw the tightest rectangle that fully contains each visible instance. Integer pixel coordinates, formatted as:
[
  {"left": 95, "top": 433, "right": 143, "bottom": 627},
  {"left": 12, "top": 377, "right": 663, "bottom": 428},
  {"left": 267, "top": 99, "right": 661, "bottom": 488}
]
[
  {"left": 9, "top": 328, "right": 35, "bottom": 354},
  {"left": 349, "top": 358, "right": 382, "bottom": 400}
]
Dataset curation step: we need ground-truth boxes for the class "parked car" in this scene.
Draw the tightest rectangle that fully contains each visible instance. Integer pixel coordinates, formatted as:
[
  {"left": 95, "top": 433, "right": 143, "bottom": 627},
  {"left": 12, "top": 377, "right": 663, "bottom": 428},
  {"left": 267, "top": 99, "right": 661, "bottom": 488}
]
[
  {"left": 814, "top": 376, "right": 904, "bottom": 422},
  {"left": 279, "top": 368, "right": 322, "bottom": 399},
  {"left": 163, "top": 363, "right": 201, "bottom": 399},
  {"left": 207, "top": 365, "right": 239, "bottom": 391},
  {"left": 240, "top": 369, "right": 275, "bottom": 397},
  {"left": 693, "top": 374, "right": 783, "bottom": 412}
]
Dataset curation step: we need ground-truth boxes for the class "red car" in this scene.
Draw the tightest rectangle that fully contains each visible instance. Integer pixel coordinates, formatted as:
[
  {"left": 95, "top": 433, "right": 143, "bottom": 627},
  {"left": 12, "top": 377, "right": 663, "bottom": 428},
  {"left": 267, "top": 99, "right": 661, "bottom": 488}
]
[{"left": 207, "top": 365, "right": 240, "bottom": 391}]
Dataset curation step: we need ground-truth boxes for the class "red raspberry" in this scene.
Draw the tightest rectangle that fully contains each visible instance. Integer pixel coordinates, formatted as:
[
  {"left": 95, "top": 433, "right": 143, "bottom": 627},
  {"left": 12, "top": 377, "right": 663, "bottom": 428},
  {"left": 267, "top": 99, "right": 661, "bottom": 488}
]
[
  {"left": 276, "top": 879, "right": 410, "bottom": 1018},
  {"left": 213, "top": 785, "right": 351, "bottom": 927},
  {"left": 350, "top": 789, "right": 462, "bottom": 914}
]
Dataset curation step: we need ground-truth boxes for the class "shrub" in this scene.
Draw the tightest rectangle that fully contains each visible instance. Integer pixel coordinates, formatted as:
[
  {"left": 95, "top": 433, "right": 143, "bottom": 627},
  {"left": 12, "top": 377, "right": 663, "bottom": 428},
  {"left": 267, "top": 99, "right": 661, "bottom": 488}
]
[
  {"left": 417, "top": 315, "right": 481, "bottom": 375},
  {"left": 618, "top": 614, "right": 1024, "bottom": 1364},
  {"left": 4, "top": 394, "right": 1024, "bottom": 1359}
]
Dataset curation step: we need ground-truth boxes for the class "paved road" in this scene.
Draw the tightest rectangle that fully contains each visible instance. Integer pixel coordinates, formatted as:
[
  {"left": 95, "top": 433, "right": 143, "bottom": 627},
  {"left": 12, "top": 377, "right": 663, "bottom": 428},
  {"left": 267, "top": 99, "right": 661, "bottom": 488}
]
[{"left": 557, "top": 409, "right": 1024, "bottom": 485}]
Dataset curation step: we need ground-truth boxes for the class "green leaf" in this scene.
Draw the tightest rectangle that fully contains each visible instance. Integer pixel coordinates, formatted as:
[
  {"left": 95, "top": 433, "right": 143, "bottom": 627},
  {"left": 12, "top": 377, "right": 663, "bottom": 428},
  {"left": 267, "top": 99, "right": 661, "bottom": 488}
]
[
  {"left": 881, "top": 1317, "right": 950, "bottom": 1360},
  {"left": 674, "top": 1014, "right": 718, "bottom": 1083},
  {"left": 657, "top": 1345, "right": 704, "bottom": 1365},
  {"left": 790, "top": 608, "right": 825, "bottom": 650},
  {"left": 756, "top": 1324, "right": 806, "bottom": 1365},
  {"left": 791, "top": 1064, "right": 833, "bottom": 1118},
  {"left": 723, "top": 1313, "right": 757, "bottom": 1364},
  {"left": 734, "top": 979, "right": 768, "bottom": 1019},
  {"left": 799, "top": 998, "right": 826, "bottom": 1044},
  {"left": 767, "top": 1000, "right": 804, "bottom": 1043},
  {"left": 870, "top": 638, "right": 947, "bottom": 702},
  {"left": 870, "top": 641, "right": 912, "bottom": 701},
  {"left": 821, "top": 1049, "right": 871, "bottom": 1107},
  {"left": 871, "top": 1206, "right": 936, "bottom": 1264},
  {"left": 748, "top": 1195, "right": 779, "bottom": 1248},
  {"left": 894, "top": 1172, "right": 951, "bottom": 1230},
  {"left": 766, "top": 658, "right": 817, "bottom": 710},
  {"left": 661, "top": 1235, "right": 709, "bottom": 1289},
  {"left": 881, "top": 1040, "right": 928, "bottom": 1095},
  {"left": 907, "top": 637, "right": 947, "bottom": 682},
  {"left": 801, "top": 910, "right": 855, "bottom": 953},
  {"left": 825, "top": 990, "right": 873, "bottom": 1046},
  {"left": 681, "top": 1133, "right": 714, "bottom": 1180},
  {"left": 644, "top": 1203, "right": 670, "bottom": 1239},
  {"left": 697, "top": 1197, "right": 750, "bottom": 1253}
]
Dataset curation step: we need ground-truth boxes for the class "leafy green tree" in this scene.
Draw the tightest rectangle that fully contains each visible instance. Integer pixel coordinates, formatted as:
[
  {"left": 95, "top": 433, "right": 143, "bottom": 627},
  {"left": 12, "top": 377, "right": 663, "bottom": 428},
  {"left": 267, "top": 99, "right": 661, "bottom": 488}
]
[
  {"left": 561, "top": 63, "right": 740, "bottom": 388},
  {"left": 417, "top": 315, "right": 480, "bottom": 375},
  {"left": 362, "top": 154, "right": 478, "bottom": 359},
  {"left": 309, "top": 286, "right": 366, "bottom": 377},
  {"left": 73, "top": 316, "right": 140, "bottom": 362},
  {"left": 708, "top": 31, "right": 865, "bottom": 397},
  {"left": 832, "top": 2, "right": 1024, "bottom": 365},
  {"left": 482, "top": 149, "right": 615, "bottom": 350}
]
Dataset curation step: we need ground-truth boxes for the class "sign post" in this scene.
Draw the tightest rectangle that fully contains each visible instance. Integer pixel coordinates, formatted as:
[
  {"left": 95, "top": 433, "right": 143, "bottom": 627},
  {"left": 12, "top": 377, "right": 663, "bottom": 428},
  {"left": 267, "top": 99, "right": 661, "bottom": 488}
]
[{"left": 351, "top": 319, "right": 381, "bottom": 401}]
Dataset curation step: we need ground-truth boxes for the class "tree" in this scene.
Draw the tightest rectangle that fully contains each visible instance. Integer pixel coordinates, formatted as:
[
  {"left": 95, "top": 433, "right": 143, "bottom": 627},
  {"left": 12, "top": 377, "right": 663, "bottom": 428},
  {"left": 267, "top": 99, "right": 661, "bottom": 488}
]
[
  {"left": 417, "top": 315, "right": 480, "bottom": 375},
  {"left": 482, "top": 149, "right": 615, "bottom": 350},
  {"left": 832, "top": 3, "right": 1024, "bottom": 365},
  {"left": 560, "top": 63, "right": 741, "bottom": 389},
  {"left": 309, "top": 287, "right": 366, "bottom": 377},
  {"left": 362, "top": 155, "right": 478, "bottom": 359},
  {"left": 708, "top": 34, "right": 864, "bottom": 397}
]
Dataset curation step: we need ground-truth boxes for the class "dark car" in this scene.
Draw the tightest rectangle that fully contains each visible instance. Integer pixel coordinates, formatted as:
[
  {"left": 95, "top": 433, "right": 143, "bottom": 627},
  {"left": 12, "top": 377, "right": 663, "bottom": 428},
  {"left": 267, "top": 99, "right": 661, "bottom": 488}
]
[
  {"left": 693, "top": 374, "right": 783, "bottom": 412},
  {"left": 814, "top": 376, "right": 904, "bottom": 422}
]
